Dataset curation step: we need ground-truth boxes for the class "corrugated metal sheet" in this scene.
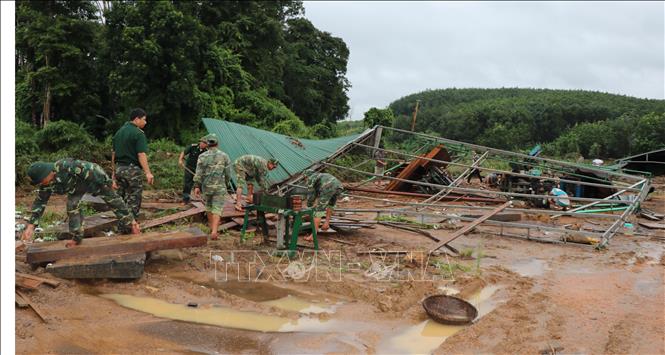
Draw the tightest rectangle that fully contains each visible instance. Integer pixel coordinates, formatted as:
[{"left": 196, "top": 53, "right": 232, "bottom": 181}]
[{"left": 202, "top": 118, "right": 360, "bottom": 186}]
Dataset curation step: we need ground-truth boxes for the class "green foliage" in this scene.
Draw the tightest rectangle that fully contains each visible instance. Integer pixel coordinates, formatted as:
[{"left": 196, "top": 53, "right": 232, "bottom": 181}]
[
  {"left": 336, "top": 120, "right": 365, "bottom": 136},
  {"left": 282, "top": 18, "right": 350, "bottom": 125},
  {"left": 544, "top": 112, "right": 665, "bottom": 158},
  {"left": 389, "top": 88, "right": 665, "bottom": 157},
  {"left": 363, "top": 107, "right": 395, "bottom": 128},
  {"left": 147, "top": 139, "right": 183, "bottom": 191},
  {"left": 35, "top": 120, "right": 93, "bottom": 152},
  {"left": 16, "top": 119, "right": 38, "bottom": 156},
  {"left": 272, "top": 117, "right": 309, "bottom": 138},
  {"left": 16, "top": 1, "right": 349, "bottom": 140}
]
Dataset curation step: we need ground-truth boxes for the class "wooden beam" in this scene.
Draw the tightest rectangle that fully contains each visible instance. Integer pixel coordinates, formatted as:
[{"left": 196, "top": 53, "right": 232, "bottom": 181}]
[
  {"left": 46, "top": 253, "right": 146, "bottom": 279},
  {"left": 386, "top": 145, "right": 445, "bottom": 191},
  {"left": 429, "top": 201, "right": 512, "bottom": 254},
  {"left": 26, "top": 227, "right": 206, "bottom": 264},
  {"left": 141, "top": 203, "right": 206, "bottom": 230},
  {"left": 43, "top": 211, "right": 117, "bottom": 237}
]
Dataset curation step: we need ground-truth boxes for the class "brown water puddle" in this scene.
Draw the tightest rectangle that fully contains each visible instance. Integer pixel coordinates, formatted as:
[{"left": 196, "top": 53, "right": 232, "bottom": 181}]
[
  {"left": 509, "top": 258, "right": 549, "bottom": 277},
  {"left": 379, "top": 285, "right": 503, "bottom": 354},
  {"left": 102, "top": 293, "right": 337, "bottom": 333},
  {"left": 262, "top": 295, "right": 336, "bottom": 314}
]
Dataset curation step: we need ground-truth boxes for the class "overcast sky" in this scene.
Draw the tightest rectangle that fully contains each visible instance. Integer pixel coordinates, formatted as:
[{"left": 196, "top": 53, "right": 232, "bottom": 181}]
[{"left": 303, "top": 1, "right": 665, "bottom": 120}]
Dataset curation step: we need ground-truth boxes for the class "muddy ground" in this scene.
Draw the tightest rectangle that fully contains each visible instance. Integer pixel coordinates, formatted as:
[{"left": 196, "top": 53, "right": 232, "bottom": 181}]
[{"left": 14, "top": 180, "right": 665, "bottom": 354}]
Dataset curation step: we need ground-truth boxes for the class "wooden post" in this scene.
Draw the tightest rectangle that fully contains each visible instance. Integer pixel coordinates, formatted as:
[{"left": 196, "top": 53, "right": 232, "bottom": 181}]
[{"left": 411, "top": 100, "right": 420, "bottom": 131}]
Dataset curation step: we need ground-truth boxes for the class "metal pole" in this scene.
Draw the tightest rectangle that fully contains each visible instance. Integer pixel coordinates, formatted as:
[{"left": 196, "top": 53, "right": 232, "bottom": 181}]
[
  {"left": 423, "top": 151, "right": 490, "bottom": 204},
  {"left": 323, "top": 161, "right": 637, "bottom": 205},
  {"left": 350, "top": 142, "right": 642, "bottom": 192},
  {"left": 380, "top": 126, "right": 643, "bottom": 182},
  {"left": 336, "top": 208, "right": 604, "bottom": 238},
  {"left": 343, "top": 193, "right": 621, "bottom": 219}
]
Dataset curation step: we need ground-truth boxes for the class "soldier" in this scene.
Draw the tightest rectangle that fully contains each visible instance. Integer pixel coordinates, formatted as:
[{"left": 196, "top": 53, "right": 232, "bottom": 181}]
[
  {"left": 178, "top": 137, "right": 208, "bottom": 204},
  {"left": 112, "top": 108, "right": 153, "bottom": 218},
  {"left": 193, "top": 134, "right": 232, "bottom": 240},
  {"left": 21, "top": 159, "right": 140, "bottom": 248},
  {"left": 302, "top": 169, "right": 343, "bottom": 242},
  {"left": 466, "top": 150, "right": 484, "bottom": 183},
  {"left": 233, "top": 155, "right": 279, "bottom": 211}
]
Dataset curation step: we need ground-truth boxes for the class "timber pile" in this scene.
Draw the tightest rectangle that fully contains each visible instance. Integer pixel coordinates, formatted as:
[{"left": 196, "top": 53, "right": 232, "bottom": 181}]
[{"left": 26, "top": 227, "right": 207, "bottom": 279}]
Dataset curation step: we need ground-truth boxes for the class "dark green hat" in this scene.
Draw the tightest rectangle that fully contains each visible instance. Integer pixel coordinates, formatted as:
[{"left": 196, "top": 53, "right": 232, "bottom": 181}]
[
  {"left": 27, "top": 162, "right": 55, "bottom": 185},
  {"left": 268, "top": 158, "right": 279, "bottom": 166}
]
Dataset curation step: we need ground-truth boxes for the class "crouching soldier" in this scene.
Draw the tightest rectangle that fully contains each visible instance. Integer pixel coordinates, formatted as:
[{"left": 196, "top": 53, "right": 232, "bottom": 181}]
[
  {"left": 21, "top": 159, "right": 140, "bottom": 248},
  {"left": 302, "top": 169, "right": 343, "bottom": 242},
  {"left": 193, "top": 134, "right": 232, "bottom": 240},
  {"left": 233, "top": 155, "right": 279, "bottom": 211}
]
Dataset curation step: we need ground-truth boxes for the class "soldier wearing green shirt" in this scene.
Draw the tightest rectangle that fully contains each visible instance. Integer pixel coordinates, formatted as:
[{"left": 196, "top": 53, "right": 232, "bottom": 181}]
[
  {"left": 233, "top": 154, "right": 279, "bottom": 211},
  {"left": 178, "top": 138, "right": 208, "bottom": 204},
  {"left": 193, "top": 134, "right": 232, "bottom": 240},
  {"left": 21, "top": 159, "right": 140, "bottom": 248},
  {"left": 302, "top": 169, "right": 343, "bottom": 241},
  {"left": 111, "top": 108, "right": 154, "bottom": 218}
]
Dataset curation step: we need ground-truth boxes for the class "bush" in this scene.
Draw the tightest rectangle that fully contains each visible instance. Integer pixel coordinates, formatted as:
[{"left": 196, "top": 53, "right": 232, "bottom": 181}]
[
  {"left": 272, "top": 117, "right": 309, "bottom": 138},
  {"left": 35, "top": 120, "right": 94, "bottom": 152}
]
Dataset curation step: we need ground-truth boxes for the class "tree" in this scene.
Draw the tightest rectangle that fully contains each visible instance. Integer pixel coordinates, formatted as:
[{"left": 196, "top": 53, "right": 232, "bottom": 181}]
[
  {"left": 283, "top": 18, "right": 350, "bottom": 125},
  {"left": 16, "top": 0, "right": 101, "bottom": 128},
  {"left": 363, "top": 107, "right": 395, "bottom": 128}
]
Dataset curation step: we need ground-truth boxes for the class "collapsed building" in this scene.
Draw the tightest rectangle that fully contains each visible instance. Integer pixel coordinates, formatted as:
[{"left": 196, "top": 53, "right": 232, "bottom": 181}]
[{"left": 201, "top": 120, "right": 653, "bottom": 250}]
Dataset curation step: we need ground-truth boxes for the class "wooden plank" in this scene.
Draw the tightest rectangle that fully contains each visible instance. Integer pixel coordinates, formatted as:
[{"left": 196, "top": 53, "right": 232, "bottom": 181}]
[
  {"left": 46, "top": 253, "right": 146, "bottom": 279},
  {"left": 15, "top": 272, "right": 61, "bottom": 288},
  {"left": 43, "top": 211, "right": 117, "bottom": 237},
  {"left": 429, "top": 201, "right": 512, "bottom": 254},
  {"left": 16, "top": 276, "right": 42, "bottom": 290},
  {"left": 15, "top": 291, "right": 30, "bottom": 308},
  {"left": 638, "top": 221, "right": 665, "bottom": 230},
  {"left": 386, "top": 146, "right": 444, "bottom": 191},
  {"left": 27, "top": 227, "right": 206, "bottom": 264},
  {"left": 142, "top": 204, "right": 206, "bottom": 230},
  {"left": 15, "top": 290, "right": 48, "bottom": 323},
  {"left": 218, "top": 220, "right": 240, "bottom": 231}
]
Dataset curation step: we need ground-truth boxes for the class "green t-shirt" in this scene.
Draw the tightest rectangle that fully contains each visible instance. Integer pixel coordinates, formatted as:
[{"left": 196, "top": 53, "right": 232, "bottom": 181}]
[{"left": 112, "top": 122, "right": 148, "bottom": 166}]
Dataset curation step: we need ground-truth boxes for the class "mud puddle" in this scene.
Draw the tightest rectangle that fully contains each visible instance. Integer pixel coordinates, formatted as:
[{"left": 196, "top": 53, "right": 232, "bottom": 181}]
[
  {"left": 379, "top": 284, "right": 503, "bottom": 354},
  {"left": 102, "top": 293, "right": 342, "bottom": 333},
  {"left": 262, "top": 295, "right": 336, "bottom": 314},
  {"left": 509, "top": 258, "right": 549, "bottom": 277}
]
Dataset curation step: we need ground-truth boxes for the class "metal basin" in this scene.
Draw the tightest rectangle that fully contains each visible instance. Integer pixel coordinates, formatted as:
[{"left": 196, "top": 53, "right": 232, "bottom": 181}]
[{"left": 422, "top": 295, "right": 478, "bottom": 325}]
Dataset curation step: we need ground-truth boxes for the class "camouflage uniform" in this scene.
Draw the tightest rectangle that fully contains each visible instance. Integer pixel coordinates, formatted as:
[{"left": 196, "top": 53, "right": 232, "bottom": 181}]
[
  {"left": 113, "top": 121, "right": 148, "bottom": 218},
  {"left": 182, "top": 143, "right": 207, "bottom": 203},
  {"left": 234, "top": 155, "right": 270, "bottom": 191},
  {"left": 307, "top": 172, "right": 344, "bottom": 216},
  {"left": 28, "top": 159, "right": 135, "bottom": 243},
  {"left": 193, "top": 147, "right": 232, "bottom": 215}
]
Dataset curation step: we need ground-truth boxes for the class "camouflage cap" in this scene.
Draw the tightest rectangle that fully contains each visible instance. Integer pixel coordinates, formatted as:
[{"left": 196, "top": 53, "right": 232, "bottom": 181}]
[
  {"left": 27, "top": 162, "right": 55, "bottom": 185},
  {"left": 203, "top": 134, "right": 218, "bottom": 145},
  {"left": 303, "top": 168, "right": 315, "bottom": 178},
  {"left": 268, "top": 158, "right": 279, "bottom": 166}
]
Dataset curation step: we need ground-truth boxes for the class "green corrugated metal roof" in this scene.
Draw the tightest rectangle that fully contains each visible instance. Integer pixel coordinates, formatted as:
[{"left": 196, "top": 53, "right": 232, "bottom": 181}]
[{"left": 202, "top": 118, "right": 360, "bottom": 186}]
